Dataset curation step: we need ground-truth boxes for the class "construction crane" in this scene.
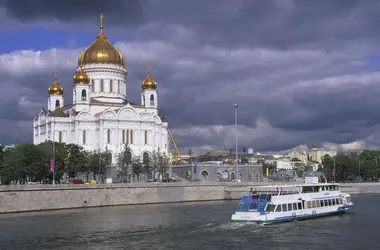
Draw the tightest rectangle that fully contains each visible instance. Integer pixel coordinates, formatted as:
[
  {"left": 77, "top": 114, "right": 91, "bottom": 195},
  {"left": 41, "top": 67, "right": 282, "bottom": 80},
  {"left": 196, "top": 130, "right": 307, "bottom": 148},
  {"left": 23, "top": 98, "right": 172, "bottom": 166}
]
[{"left": 166, "top": 128, "right": 183, "bottom": 165}]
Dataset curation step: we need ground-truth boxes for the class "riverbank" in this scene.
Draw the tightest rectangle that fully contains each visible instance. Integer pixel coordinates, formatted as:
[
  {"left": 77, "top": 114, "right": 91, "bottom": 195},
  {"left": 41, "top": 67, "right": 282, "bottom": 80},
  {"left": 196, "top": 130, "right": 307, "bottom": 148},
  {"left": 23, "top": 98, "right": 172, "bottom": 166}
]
[{"left": 0, "top": 182, "right": 379, "bottom": 214}]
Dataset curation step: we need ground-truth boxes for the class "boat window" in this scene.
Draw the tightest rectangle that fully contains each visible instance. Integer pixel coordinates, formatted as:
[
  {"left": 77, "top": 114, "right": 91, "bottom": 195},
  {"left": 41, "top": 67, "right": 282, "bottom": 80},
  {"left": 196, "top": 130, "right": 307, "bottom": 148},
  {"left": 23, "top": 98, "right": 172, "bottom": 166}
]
[
  {"left": 265, "top": 204, "right": 276, "bottom": 212},
  {"left": 282, "top": 204, "right": 288, "bottom": 212},
  {"left": 288, "top": 204, "right": 292, "bottom": 211},
  {"left": 275, "top": 205, "right": 281, "bottom": 212},
  {"left": 324, "top": 200, "right": 328, "bottom": 206},
  {"left": 302, "top": 186, "right": 313, "bottom": 193},
  {"left": 293, "top": 203, "right": 297, "bottom": 210},
  {"left": 306, "top": 201, "right": 311, "bottom": 208},
  {"left": 335, "top": 199, "right": 339, "bottom": 205},
  {"left": 320, "top": 200, "right": 324, "bottom": 207},
  {"left": 339, "top": 198, "right": 343, "bottom": 204},
  {"left": 298, "top": 202, "right": 302, "bottom": 210},
  {"left": 311, "top": 201, "right": 316, "bottom": 208},
  {"left": 249, "top": 203, "right": 257, "bottom": 210},
  {"left": 328, "top": 199, "right": 332, "bottom": 206},
  {"left": 332, "top": 199, "right": 336, "bottom": 206},
  {"left": 316, "top": 200, "right": 321, "bottom": 207}
]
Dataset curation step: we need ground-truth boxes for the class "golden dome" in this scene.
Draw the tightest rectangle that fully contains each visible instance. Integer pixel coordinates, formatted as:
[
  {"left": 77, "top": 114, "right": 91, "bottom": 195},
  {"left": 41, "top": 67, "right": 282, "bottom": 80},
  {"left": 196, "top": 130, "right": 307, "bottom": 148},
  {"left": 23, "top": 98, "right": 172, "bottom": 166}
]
[
  {"left": 48, "top": 73, "right": 64, "bottom": 95},
  {"left": 73, "top": 66, "right": 90, "bottom": 85},
  {"left": 78, "top": 14, "right": 124, "bottom": 67},
  {"left": 141, "top": 64, "right": 157, "bottom": 90}
]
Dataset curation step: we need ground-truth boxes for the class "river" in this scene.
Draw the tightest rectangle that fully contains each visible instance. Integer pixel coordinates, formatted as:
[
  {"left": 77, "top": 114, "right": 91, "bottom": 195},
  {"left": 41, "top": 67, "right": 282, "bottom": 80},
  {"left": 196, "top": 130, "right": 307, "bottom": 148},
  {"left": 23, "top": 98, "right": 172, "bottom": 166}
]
[{"left": 0, "top": 195, "right": 378, "bottom": 249}]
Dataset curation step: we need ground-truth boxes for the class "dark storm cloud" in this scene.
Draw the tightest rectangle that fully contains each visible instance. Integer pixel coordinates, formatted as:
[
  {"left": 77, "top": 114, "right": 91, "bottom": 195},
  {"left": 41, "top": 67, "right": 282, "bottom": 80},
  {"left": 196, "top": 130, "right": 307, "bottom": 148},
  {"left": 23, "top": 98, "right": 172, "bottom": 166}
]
[
  {"left": 2, "top": 0, "right": 380, "bottom": 151},
  {"left": 0, "top": 0, "right": 147, "bottom": 26},
  {"left": 2, "top": 0, "right": 380, "bottom": 48}
]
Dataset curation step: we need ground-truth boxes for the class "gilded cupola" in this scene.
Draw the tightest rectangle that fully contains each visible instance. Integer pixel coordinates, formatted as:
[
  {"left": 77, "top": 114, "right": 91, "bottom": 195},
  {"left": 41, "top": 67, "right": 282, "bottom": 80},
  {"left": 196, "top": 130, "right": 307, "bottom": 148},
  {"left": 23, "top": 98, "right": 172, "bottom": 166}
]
[
  {"left": 48, "top": 73, "right": 64, "bottom": 95},
  {"left": 77, "top": 13, "right": 125, "bottom": 67},
  {"left": 141, "top": 64, "right": 158, "bottom": 90},
  {"left": 73, "top": 66, "right": 90, "bottom": 85}
]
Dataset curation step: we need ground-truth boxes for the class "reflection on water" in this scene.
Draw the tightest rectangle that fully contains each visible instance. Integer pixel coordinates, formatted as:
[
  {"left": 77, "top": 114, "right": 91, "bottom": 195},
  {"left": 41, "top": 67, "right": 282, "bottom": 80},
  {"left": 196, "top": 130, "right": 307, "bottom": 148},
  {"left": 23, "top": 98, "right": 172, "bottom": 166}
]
[{"left": 0, "top": 196, "right": 379, "bottom": 250}]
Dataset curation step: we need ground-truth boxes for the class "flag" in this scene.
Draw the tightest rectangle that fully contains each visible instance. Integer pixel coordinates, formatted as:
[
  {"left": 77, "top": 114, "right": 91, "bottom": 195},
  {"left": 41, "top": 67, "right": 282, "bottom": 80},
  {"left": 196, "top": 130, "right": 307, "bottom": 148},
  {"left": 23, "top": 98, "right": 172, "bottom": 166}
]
[
  {"left": 193, "top": 163, "right": 197, "bottom": 174},
  {"left": 233, "top": 104, "right": 239, "bottom": 108},
  {"left": 332, "top": 168, "right": 335, "bottom": 177},
  {"left": 50, "top": 159, "right": 55, "bottom": 172}
]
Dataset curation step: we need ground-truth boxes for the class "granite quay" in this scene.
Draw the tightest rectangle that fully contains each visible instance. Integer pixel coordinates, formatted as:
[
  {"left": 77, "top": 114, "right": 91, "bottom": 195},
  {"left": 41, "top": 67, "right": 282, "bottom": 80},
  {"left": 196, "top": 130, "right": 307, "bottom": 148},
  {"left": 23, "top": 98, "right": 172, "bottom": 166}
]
[{"left": 0, "top": 182, "right": 379, "bottom": 214}]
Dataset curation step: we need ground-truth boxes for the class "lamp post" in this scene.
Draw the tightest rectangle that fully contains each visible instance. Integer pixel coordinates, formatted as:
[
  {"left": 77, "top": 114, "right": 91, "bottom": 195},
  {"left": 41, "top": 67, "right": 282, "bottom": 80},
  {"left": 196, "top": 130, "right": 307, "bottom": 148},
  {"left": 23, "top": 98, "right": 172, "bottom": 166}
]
[
  {"left": 233, "top": 104, "right": 239, "bottom": 182},
  {"left": 52, "top": 131, "right": 55, "bottom": 185}
]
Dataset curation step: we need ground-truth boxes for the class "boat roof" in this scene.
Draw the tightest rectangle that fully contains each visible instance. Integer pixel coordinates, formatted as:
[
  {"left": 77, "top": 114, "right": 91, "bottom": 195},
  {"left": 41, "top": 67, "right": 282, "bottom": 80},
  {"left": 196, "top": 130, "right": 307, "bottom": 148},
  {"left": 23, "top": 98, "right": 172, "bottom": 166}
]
[{"left": 250, "top": 182, "right": 339, "bottom": 190}]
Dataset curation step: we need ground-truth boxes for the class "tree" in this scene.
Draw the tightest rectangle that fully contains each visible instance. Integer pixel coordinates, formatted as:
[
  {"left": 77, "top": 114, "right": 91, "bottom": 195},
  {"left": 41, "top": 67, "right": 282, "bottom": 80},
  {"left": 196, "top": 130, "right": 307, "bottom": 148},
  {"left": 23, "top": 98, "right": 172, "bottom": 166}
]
[
  {"left": 119, "top": 145, "right": 132, "bottom": 182},
  {"left": 37, "top": 141, "right": 66, "bottom": 183},
  {"left": 157, "top": 152, "right": 170, "bottom": 181},
  {"left": 132, "top": 157, "right": 143, "bottom": 181},
  {"left": 64, "top": 143, "right": 86, "bottom": 179}
]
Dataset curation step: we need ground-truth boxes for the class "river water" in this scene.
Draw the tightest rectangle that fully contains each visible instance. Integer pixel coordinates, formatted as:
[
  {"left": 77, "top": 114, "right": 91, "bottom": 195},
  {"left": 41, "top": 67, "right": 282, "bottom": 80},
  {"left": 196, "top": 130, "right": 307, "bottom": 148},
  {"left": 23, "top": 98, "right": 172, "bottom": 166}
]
[{"left": 0, "top": 195, "right": 378, "bottom": 250}]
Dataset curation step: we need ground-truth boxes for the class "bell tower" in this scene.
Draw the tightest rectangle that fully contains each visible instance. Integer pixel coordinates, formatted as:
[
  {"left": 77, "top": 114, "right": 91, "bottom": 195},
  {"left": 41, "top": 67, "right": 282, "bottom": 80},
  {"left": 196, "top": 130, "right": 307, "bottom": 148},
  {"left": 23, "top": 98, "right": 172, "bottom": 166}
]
[
  {"left": 141, "top": 64, "right": 158, "bottom": 109},
  {"left": 47, "top": 72, "right": 64, "bottom": 111}
]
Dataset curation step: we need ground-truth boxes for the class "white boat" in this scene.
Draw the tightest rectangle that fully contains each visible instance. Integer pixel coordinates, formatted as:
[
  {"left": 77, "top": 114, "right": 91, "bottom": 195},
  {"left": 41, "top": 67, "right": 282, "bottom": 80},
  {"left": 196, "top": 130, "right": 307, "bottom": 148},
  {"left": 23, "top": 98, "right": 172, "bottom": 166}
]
[{"left": 231, "top": 181, "right": 354, "bottom": 224}]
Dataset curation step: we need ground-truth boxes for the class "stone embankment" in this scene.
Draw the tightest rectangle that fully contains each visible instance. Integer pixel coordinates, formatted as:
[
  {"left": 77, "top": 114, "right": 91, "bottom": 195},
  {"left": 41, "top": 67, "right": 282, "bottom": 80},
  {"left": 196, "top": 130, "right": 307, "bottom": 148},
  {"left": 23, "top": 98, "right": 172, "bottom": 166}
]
[{"left": 0, "top": 182, "right": 378, "bottom": 214}]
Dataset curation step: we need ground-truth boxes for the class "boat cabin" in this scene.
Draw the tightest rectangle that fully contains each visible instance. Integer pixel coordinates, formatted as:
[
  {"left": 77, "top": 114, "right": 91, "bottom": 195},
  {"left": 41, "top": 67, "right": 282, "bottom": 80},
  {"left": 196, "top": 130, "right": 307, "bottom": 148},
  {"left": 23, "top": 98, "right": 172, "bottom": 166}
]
[
  {"left": 265, "top": 196, "right": 351, "bottom": 213},
  {"left": 301, "top": 184, "right": 339, "bottom": 193}
]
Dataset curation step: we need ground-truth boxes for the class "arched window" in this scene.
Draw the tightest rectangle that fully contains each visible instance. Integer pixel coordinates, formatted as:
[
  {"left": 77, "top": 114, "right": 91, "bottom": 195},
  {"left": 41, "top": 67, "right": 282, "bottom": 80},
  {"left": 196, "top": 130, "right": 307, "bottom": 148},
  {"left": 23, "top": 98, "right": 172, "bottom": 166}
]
[
  {"left": 82, "top": 130, "right": 86, "bottom": 145},
  {"left": 58, "top": 131, "right": 62, "bottom": 143},
  {"left": 150, "top": 94, "right": 154, "bottom": 106},
  {"left": 130, "top": 130, "right": 134, "bottom": 144},
  {"left": 107, "top": 129, "right": 111, "bottom": 144},
  {"left": 142, "top": 95, "right": 145, "bottom": 106},
  {"left": 110, "top": 80, "right": 113, "bottom": 93},
  {"left": 100, "top": 79, "right": 104, "bottom": 92},
  {"left": 55, "top": 100, "right": 60, "bottom": 109},
  {"left": 143, "top": 152, "right": 150, "bottom": 165},
  {"left": 144, "top": 130, "right": 148, "bottom": 145},
  {"left": 81, "top": 89, "right": 86, "bottom": 101},
  {"left": 122, "top": 130, "right": 125, "bottom": 144},
  {"left": 91, "top": 80, "right": 95, "bottom": 92}
]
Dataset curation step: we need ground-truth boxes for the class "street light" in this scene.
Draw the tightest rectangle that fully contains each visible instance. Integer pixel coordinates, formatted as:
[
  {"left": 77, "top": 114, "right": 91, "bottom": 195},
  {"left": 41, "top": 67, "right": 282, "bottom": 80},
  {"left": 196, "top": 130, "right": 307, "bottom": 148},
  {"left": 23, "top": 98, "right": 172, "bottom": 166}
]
[
  {"left": 233, "top": 104, "right": 240, "bottom": 182},
  {"left": 52, "top": 131, "right": 55, "bottom": 185}
]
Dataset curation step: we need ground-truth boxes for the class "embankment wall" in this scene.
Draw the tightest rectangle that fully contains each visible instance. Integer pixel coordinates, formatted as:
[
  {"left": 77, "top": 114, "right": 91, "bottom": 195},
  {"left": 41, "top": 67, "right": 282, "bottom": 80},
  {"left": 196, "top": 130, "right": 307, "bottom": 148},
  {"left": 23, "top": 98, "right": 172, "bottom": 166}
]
[{"left": 0, "top": 182, "right": 378, "bottom": 214}]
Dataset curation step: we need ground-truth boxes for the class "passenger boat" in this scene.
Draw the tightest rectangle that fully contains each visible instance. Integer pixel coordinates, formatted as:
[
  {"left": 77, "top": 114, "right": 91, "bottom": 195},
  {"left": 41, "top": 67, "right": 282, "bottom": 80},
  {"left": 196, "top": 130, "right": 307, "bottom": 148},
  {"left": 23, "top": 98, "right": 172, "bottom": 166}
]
[{"left": 231, "top": 179, "right": 354, "bottom": 224}]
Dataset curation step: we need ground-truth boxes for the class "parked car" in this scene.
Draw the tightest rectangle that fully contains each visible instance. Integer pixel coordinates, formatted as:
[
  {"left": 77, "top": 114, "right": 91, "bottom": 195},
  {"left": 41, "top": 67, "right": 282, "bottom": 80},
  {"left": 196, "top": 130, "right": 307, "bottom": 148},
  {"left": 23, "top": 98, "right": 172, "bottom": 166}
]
[{"left": 68, "top": 179, "right": 84, "bottom": 184}]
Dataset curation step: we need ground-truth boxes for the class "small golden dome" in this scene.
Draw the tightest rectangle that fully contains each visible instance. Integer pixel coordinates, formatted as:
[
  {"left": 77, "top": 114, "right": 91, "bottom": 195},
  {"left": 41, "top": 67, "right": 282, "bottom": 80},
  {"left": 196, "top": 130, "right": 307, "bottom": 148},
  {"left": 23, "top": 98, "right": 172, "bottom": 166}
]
[
  {"left": 48, "top": 73, "right": 64, "bottom": 95},
  {"left": 78, "top": 14, "right": 124, "bottom": 67},
  {"left": 73, "top": 66, "right": 90, "bottom": 85},
  {"left": 141, "top": 64, "right": 157, "bottom": 90}
]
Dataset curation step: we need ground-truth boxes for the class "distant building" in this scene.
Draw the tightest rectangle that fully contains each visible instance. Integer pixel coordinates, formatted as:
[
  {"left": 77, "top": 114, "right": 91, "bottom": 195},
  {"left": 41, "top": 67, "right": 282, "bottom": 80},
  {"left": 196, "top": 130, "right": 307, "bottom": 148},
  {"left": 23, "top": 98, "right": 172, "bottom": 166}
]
[
  {"left": 287, "top": 150, "right": 308, "bottom": 163},
  {"left": 307, "top": 148, "right": 337, "bottom": 163}
]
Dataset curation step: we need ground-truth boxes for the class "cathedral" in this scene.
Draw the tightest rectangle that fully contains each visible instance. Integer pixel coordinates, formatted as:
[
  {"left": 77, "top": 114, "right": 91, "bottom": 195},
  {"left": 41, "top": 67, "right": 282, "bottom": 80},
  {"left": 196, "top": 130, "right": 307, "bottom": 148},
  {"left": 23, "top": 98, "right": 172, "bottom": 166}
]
[{"left": 33, "top": 14, "right": 169, "bottom": 167}]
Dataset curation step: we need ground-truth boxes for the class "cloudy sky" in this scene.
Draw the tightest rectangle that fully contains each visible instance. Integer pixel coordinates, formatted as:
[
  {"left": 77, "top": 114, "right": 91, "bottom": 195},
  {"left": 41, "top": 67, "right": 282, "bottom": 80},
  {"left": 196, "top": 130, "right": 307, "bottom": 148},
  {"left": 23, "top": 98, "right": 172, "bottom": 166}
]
[{"left": 1, "top": 0, "right": 380, "bottom": 153}]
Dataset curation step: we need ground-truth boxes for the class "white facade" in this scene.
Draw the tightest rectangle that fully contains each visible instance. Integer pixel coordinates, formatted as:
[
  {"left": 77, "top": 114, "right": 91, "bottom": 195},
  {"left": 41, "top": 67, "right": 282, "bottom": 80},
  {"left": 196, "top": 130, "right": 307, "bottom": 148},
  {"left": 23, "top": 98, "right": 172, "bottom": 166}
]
[{"left": 33, "top": 29, "right": 169, "bottom": 166}]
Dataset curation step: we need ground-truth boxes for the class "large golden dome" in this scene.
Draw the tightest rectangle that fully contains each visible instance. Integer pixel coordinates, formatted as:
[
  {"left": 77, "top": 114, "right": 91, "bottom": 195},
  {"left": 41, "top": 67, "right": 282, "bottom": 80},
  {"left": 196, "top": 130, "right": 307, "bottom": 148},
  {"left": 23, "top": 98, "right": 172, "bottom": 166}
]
[
  {"left": 48, "top": 73, "right": 64, "bottom": 95},
  {"left": 141, "top": 64, "right": 157, "bottom": 90},
  {"left": 78, "top": 14, "right": 124, "bottom": 67},
  {"left": 73, "top": 66, "right": 90, "bottom": 85}
]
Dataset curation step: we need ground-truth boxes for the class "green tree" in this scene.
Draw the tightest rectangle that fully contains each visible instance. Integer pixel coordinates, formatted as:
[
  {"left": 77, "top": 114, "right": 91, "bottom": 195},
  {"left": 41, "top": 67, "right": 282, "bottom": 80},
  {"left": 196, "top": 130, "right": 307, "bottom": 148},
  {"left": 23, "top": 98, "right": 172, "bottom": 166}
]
[
  {"left": 119, "top": 145, "right": 132, "bottom": 182},
  {"left": 157, "top": 152, "right": 170, "bottom": 181},
  {"left": 37, "top": 141, "right": 66, "bottom": 183},
  {"left": 64, "top": 143, "right": 86, "bottom": 179},
  {"left": 132, "top": 157, "right": 143, "bottom": 181}
]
